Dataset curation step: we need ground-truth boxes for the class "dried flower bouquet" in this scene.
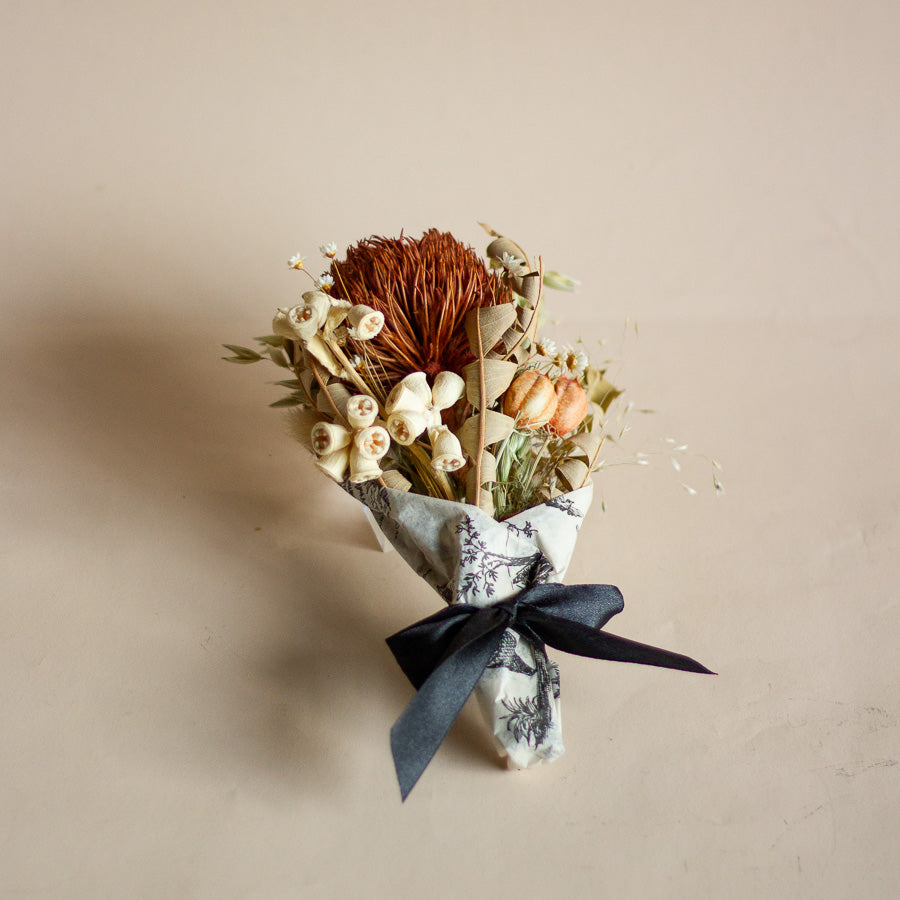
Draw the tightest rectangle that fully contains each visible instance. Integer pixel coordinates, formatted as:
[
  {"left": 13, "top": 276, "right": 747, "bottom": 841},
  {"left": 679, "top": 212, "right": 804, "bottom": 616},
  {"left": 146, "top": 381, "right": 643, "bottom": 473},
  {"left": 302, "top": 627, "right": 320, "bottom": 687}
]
[{"left": 226, "top": 225, "right": 711, "bottom": 799}]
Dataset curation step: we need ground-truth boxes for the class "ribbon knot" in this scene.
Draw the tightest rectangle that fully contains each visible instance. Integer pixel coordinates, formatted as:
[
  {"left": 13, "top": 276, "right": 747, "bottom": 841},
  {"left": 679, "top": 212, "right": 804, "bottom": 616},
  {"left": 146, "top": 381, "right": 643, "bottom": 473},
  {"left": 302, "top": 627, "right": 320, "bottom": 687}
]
[{"left": 385, "top": 582, "right": 713, "bottom": 800}]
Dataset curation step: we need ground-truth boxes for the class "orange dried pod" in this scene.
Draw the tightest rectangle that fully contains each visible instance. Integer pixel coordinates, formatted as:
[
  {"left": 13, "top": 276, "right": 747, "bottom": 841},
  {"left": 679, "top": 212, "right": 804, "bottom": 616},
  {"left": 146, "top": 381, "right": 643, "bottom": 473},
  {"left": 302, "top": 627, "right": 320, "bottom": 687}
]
[
  {"left": 502, "top": 370, "right": 558, "bottom": 429},
  {"left": 548, "top": 377, "right": 589, "bottom": 435}
]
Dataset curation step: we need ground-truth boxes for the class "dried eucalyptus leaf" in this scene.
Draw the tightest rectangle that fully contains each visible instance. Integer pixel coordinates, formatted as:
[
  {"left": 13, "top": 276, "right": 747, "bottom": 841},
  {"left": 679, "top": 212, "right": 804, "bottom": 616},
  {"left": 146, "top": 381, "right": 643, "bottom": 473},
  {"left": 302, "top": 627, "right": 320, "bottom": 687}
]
[
  {"left": 486, "top": 237, "right": 524, "bottom": 263},
  {"left": 465, "top": 470, "right": 494, "bottom": 516},
  {"left": 381, "top": 469, "right": 412, "bottom": 492},
  {"left": 267, "top": 347, "right": 290, "bottom": 368},
  {"left": 273, "top": 378, "right": 302, "bottom": 389},
  {"left": 517, "top": 271, "right": 541, "bottom": 304},
  {"left": 462, "top": 358, "right": 518, "bottom": 409},
  {"left": 316, "top": 381, "right": 352, "bottom": 419},
  {"left": 585, "top": 372, "right": 623, "bottom": 412},
  {"left": 542, "top": 271, "right": 580, "bottom": 292},
  {"left": 478, "top": 450, "right": 497, "bottom": 485},
  {"left": 457, "top": 410, "right": 516, "bottom": 457},
  {"left": 270, "top": 395, "right": 303, "bottom": 408},
  {"left": 500, "top": 325, "right": 522, "bottom": 352},
  {"left": 253, "top": 334, "right": 288, "bottom": 348},
  {"left": 222, "top": 344, "right": 262, "bottom": 360},
  {"left": 556, "top": 458, "right": 590, "bottom": 492},
  {"left": 567, "top": 430, "right": 603, "bottom": 461},
  {"left": 464, "top": 303, "right": 517, "bottom": 355}
]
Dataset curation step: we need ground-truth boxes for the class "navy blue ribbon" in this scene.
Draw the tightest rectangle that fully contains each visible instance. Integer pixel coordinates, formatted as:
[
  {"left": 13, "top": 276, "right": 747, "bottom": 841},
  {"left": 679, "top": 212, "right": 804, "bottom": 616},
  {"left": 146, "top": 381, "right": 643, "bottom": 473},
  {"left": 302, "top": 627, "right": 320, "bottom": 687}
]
[{"left": 386, "top": 582, "right": 713, "bottom": 800}]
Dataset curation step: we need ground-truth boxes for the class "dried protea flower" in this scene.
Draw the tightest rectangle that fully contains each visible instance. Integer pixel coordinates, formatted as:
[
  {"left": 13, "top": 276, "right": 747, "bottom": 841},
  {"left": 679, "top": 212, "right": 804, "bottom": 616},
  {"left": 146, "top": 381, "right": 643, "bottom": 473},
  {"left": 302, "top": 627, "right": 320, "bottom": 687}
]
[{"left": 330, "top": 230, "right": 513, "bottom": 387}]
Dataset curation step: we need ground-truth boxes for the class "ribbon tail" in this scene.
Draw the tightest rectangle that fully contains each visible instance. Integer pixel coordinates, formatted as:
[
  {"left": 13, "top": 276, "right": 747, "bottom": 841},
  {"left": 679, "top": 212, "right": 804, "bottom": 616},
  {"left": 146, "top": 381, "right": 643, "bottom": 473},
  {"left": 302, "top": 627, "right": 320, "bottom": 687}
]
[
  {"left": 531, "top": 610, "right": 714, "bottom": 674},
  {"left": 390, "top": 628, "right": 504, "bottom": 801}
]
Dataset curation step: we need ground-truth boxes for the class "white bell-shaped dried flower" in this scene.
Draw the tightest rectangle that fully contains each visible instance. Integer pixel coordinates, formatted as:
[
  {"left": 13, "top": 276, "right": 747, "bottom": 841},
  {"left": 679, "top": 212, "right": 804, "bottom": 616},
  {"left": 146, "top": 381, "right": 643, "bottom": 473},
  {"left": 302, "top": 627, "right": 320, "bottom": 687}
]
[
  {"left": 387, "top": 408, "right": 431, "bottom": 446},
  {"left": 273, "top": 292, "right": 330, "bottom": 342},
  {"left": 348, "top": 304, "right": 385, "bottom": 341},
  {"left": 310, "top": 421, "right": 352, "bottom": 456},
  {"left": 353, "top": 425, "right": 390, "bottom": 461},
  {"left": 346, "top": 394, "right": 379, "bottom": 430},
  {"left": 386, "top": 372, "right": 431, "bottom": 413},
  {"left": 428, "top": 426, "right": 465, "bottom": 472},
  {"left": 385, "top": 384, "right": 428, "bottom": 416},
  {"left": 430, "top": 371, "right": 465, "bottom": 412},
  {"left": 315, "top": 447, "right": 350, "bottom": 482},
  {"left": 348, "top": 446, "right": 384, "bottom": 483}
]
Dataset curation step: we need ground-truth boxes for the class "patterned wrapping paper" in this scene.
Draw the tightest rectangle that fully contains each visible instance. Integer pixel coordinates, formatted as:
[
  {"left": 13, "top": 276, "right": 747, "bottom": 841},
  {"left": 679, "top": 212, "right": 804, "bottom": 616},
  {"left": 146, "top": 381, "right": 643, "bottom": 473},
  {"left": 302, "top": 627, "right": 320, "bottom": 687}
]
[{"left": 347, "top": 481, "right": 594, "bottom": 768}]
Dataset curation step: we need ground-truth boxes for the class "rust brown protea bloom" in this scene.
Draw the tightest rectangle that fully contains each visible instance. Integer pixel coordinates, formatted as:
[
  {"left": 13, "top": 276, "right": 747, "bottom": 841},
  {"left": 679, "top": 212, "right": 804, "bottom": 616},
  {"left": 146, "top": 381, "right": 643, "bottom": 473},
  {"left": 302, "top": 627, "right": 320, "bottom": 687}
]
[{"left": 331, "top": 229, "right": 512, "bottom": 389}]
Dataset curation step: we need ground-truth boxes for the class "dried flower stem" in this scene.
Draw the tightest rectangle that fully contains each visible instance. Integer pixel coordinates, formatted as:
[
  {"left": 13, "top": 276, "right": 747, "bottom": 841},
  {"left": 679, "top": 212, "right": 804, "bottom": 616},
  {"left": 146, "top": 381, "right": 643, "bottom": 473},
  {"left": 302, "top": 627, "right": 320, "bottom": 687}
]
[
  {"left": 473, "top": 306, "right": 487, "bottom": 509},
  {"left": 309, "top": 357, "right": 349, "bottom": 428},
  {"left": 577, "top": 436, "right": 605, "bottom": 490},
  {"left": 503, "top": 256, "right": 545, "bottom": 362}
]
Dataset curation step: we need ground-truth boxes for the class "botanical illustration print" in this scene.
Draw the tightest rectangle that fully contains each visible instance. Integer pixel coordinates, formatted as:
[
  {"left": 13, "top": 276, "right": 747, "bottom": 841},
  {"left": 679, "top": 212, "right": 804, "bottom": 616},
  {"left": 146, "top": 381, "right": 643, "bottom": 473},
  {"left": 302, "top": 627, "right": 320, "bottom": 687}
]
[
  {"left": 486, "top": 631, "right": 536, "bottom": 677},
  {"left": 456, "top": 515, "right": 553, "bottom": 599},
  {"left": 347, "top": 480, "right": 392, "bottom": 530},
  {"left": 544, "top": 495, "right": 583, "bottom": 520},
  {"left": 498, "top": 649, "right": 560, "bottom": 748}
]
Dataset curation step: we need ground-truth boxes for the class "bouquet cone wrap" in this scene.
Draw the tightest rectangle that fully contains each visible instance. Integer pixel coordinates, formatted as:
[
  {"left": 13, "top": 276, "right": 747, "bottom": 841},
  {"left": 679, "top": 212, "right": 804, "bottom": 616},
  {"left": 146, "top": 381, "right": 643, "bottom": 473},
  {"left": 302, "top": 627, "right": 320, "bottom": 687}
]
[{"left": 348, "top": 480, "right": 594, "bottom": 768}]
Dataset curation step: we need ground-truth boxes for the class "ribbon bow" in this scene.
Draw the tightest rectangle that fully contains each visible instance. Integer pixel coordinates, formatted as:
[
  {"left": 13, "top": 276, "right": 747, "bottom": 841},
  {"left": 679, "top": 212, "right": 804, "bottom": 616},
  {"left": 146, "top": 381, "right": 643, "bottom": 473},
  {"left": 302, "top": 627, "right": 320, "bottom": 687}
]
[{"left": 386, "top": 582, "right": 713, "bottom": 800}]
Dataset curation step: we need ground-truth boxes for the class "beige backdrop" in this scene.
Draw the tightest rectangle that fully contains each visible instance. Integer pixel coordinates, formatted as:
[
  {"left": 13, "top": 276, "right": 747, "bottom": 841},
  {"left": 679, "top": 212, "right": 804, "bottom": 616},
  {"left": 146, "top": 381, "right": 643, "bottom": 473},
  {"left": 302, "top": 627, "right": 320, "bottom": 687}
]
[{"left": 2, "top": 2, "right": 899, "bottom": 898}]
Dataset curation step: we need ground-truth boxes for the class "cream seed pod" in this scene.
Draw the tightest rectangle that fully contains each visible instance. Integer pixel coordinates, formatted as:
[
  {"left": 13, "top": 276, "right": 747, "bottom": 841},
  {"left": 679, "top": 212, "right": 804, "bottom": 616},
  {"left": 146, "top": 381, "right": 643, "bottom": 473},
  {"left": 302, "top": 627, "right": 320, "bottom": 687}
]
[
  {"left": 310, "top": 421, "right": 352, "bottom": 455},
  {"left": 292, "top": 292, "right": 332, "bottom": 340},
  {"left": 348, "top": 304, "right": 385, "bottom": 340},
  {"left": 314, "top": 446, "right": 350, "bottom": 482},
  {"left": 387, "top": 408, "right": 431, "bottom": 446},
  {"left": 430, "top": 371, "right": 466, "bottom": 413},
  {"left": 386, "top": 372, "right": 431, "bottom": 413},
  {"left": 428, "top": 426, "right": 465, "bottom": 472},
  {"left": 346, "top": 394, "right": 379, "bottom": 430},
  {"left": 348, "top": 446, "right": 384, "bottom": 483},
  {"left": 353, "top": 425, "right": 390, "bottom": 461},
  {"left": 385, "top": 384, "right": 428, "bottom": 416}
]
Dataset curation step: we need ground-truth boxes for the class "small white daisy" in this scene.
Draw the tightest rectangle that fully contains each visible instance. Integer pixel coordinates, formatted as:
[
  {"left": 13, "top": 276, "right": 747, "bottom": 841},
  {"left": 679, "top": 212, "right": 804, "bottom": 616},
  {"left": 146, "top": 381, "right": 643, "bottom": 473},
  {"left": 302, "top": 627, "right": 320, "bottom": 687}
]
[
  {"left": 287, "top": 253, "right": 305, "bottom": 270},
  {"left": 560, "top": 345, "right": 589, "bottom": 377},
  {"left": 534, "top": 337, "right": 557, "bottom": 359},
  {"left": 319, "top": 242, "right": 338, "bottom": 259},
  {"left": 500, "top": 251, "right": 525, "bottom": 272},
  {"left": 316, "top": 273, "right": 335, "bottom": 291}
]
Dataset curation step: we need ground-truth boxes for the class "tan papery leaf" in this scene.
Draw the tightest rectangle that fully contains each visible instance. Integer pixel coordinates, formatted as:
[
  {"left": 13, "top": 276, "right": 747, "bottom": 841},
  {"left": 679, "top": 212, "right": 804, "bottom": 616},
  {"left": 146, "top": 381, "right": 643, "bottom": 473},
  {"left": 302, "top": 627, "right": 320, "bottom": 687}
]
[
  {"left": 462, "top": 358, "right": 518, "bottom": 409},
  {"left": 556, "top": 458, "right": 590, "bottom": 493},
  {"left": 457, "top": 410, "right": 515, "bottom": 457},
  {"left": 315, "top": 381, "right": 352, "bottom": 418},
  {"left": 567, "top": 430, "right": 603, "bottom": 461},
  {"left": 464, "top": 303, "right": 517, "bottom": 355},
  {"left": 486, "top": 237, "right": 524, "bottom": 263},
  {"left": 380, "top": 469, "right": 412, "bottom": 492},
  {"left": 516, "top": 271, "right": 542, "bottom": 305},
  {"left": 305, "top": 333, "right": 342, "bottom": 377}
]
